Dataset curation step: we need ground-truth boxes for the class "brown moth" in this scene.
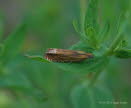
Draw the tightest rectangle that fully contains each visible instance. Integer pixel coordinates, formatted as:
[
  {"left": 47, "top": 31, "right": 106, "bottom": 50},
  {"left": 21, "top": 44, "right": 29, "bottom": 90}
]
[{"left": 45, "top": 48, "right": 93, "bottom": 62}]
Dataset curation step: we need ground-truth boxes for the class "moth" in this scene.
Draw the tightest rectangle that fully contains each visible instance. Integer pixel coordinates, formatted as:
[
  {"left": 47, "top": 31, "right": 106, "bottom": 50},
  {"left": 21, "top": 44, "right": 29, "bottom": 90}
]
[{"left": 45, "top": 48, "right": 93, "bottom": 62}]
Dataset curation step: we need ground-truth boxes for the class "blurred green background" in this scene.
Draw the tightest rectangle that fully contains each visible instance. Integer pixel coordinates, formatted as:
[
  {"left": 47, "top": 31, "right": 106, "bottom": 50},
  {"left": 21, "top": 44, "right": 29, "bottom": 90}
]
[{"left": 0, "top": 0, "right": 131, "bottom": 108}]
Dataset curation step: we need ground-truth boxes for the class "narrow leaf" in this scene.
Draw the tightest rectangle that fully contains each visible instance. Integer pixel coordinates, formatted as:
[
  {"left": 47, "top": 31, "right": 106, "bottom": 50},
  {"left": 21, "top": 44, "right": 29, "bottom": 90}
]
[
  {"left": 115, "top": 38, "right": 128, "bottom": 50},
  {"left": 84, "top": 0, "right": 98, "bottom": 32},
  {"left": 73, "top": 19, "right": 80, "bottom": 33},
  {"left": 1, "top": 22, "right": 27, "bottom": 63},
  {"left": 98, "top": 22, "right": 110, "bottom": 44},
  {"left": 85, "top": 27, "right": 98, "bottom": 49},
  {"left": 105, "top": 14, "right": 128, "bottom": 55},
  {"left": 0, "top": 72, "right": 47, "bottom": 102},
  {"left": 25, "top": 55, "right": 51, "bottom": 63},
  {"left": 56, "top": 56, "right": 108, "bottom": 74},
  {"left": 114, "top": 49, "right": 131, "bottom": 58},
  {"left": 54, "top": 41, "right": 109, "bottom": 73},
  {"left": 69, "top": 41, "right": 94, "bottom": 52}
]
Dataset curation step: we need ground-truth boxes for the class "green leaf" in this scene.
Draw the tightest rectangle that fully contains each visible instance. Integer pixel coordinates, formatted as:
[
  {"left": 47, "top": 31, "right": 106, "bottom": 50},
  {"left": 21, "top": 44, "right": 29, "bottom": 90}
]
[
  {"left": 0, "top": 72, "right": 47, "bottom": 102},
  {"left": 105, "top": 14, "right": 128, "bottom": 56},
  {"left": 25, "top": 55, "right": 51, "bottom": 63},
  {"left": 1, "top": 22, "right": 27, "bottom": 63},
  {"left": 84, "top": 0, "right": 98, "bottom": 32},
  {"left": 114, "top": 49, "right": 131, "bottom": 58},
  {"left": 69, "top": 41, "right": 94, "bottom": 52},
  {"left": 73, "top": 19, "right": 81, "bottom": 33},
  {"left": 98, "top": 22, "right": 110, "bottom": 44},
  {"left": 115, "top": 38, "right": 128, "bottom": 50},
  {"left": 70, "top": 82, "right": 91, "bottom": 108},
  {"left": 55, "top": 56, "right": 108, "bottom": 74},
  {"left": 0, "top": 70, "right": 32, "bottom": 90},
  {"left": 120, "top": 40, "right": 128, "bottom": 48},
  {"left": 71, "top": 84, "right": 115, "bottom": 108},
  {"left": 54, "top": 41, "right": 109, "bottom": 73},
  {"left": 85, "top": 27, "right": 98, "bottom": 49}
]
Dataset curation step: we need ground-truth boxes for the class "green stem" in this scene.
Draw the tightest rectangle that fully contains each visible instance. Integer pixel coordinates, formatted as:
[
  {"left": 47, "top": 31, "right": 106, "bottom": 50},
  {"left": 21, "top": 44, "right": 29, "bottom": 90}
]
[{"left": 88, "top": 70, "right": 103, "bottom": 87}]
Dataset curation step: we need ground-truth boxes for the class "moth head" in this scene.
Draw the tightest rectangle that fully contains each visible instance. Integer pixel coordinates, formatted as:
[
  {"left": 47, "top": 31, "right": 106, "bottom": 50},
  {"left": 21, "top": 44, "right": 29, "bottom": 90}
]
[{"left": 46, "top": 48, "right": 57, "bottom": 54}]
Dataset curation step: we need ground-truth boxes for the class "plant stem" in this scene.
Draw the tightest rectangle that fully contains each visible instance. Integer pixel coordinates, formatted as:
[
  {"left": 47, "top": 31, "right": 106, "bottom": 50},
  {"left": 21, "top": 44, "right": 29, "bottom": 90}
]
[{"left": 88, "top": 70, "right": 103, "bottom": 87}]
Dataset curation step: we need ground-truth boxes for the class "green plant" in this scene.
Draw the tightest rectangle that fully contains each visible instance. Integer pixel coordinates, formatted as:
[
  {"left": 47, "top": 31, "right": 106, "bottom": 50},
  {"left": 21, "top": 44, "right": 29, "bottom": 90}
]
[
  {"left": 27, "top": 0, "right": 130, "bottom": 76},
  {"left": 0, "top": 0, "right": 131, "bottom": 108},
  {"left": 26, "top": 0, "right": 131, "bottom": 107},
  {"left": 0, "top": 18, "right": 47, "bottom": 107}
]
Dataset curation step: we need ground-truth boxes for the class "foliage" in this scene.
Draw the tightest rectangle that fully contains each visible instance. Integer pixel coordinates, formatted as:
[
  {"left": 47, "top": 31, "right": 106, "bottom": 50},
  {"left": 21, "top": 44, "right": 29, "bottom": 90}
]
[{"left": 0, "top": 0, "right": 131, "bottom": 108}]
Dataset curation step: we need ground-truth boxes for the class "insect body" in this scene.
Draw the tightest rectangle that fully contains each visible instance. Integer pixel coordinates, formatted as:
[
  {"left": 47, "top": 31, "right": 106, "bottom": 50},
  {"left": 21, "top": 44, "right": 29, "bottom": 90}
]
[{"left": 45, "top": 48, "right": 93, "bottom": 62}]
